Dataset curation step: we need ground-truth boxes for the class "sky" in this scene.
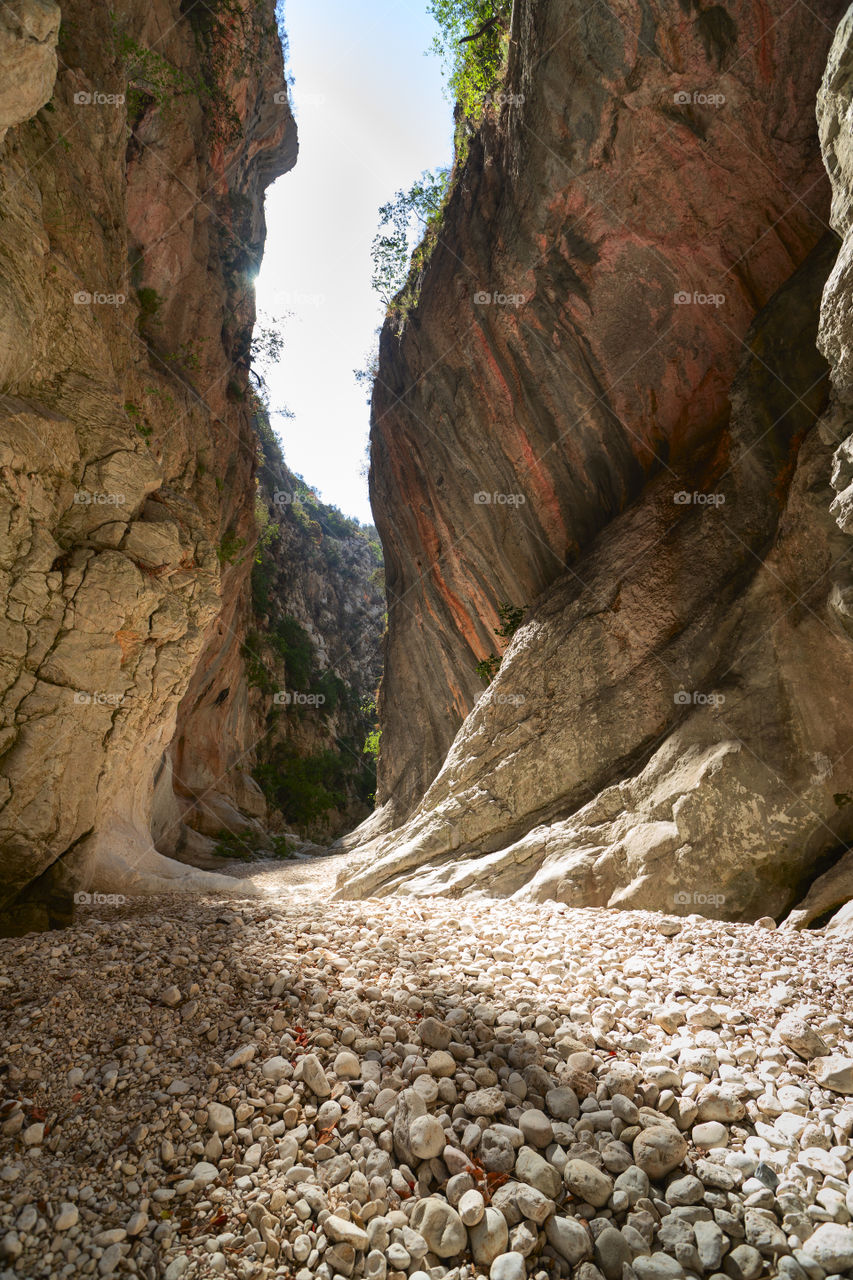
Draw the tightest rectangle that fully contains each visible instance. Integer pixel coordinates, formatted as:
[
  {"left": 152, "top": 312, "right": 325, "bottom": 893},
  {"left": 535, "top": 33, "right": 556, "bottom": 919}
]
[{"left": 254, "top": 0, "right": 454, "bottom": 524}]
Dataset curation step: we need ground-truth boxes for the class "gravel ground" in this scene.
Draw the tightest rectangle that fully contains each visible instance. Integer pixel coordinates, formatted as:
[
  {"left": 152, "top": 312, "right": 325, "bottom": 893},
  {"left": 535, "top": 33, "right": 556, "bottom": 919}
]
[{"left": 1, "top": 891, "right": 852, "bottom": 1280}]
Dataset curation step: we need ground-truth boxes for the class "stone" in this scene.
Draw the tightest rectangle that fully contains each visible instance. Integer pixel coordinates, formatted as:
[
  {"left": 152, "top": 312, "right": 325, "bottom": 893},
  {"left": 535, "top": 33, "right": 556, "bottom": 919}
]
[
  {"left": 518, "top": 1108, "right": 553, "bottom": 1146},
  {"left": 694, "top": 1219, "right": 725, "bottom": 1271},
  {"left": 224, "top": 1044, "right": 255, "bottom": 1068},
  {"left": 334, "top": 1050, "right": 361, "bottom": 1078},
  {"left": 801, "top": 1222, "right": 853, "bottom": 1272},
  {"left": 468, "top": 1206, "right": 510, "bottom": 1266},
  {"left": 408, "top": 1114, "right": 446, "bottom": 1160},
  {"left": 428, "top": 1050, "right": 456, "bottom": 1078},
  {"left": 693, "top": 1120, "right": 729, "bottom": 1148},
  {"left": 189, "top": 1161, "right": 218, "bottom": 1187},
  {"left": 206, "top": 1103, "right": 235, "bottom": 1136},
  {"left": 632, "top": 1252, "right": 686, "bottom": 1279},
  {"left": 261, "top": 1055, "right": 289, "bottom": 1082},
  {"left": 777, "top": 1015, "right": 830, "bottom": 1061},
  {"left": 54, "top": 1204, "right": 79, "bottom": 1231},
  {"left": 562, "top": 1158, "right": 614, "bottom": 1208},
  {"left": 594, "top": 1226, "right": 633, "bottom": 1280},
  {"left": 545, "top": 1215, "right": 593, "bottom": 1265},
  {"left": 465, "top": 1087, "right": 506, "bottom": 1117},
  {"left": 411, "top": 1198, "right": 467, "bottom": 1258},
  {"left": 724, "top": 1244, "right": 763, "bottom": 1280},
  {"left": 810, "top": 1055, "right": 853, "bottom": 1094},
  {"left": 296, "top": 1053, "right": 331, "bottom": 1097},
  {"left": 489, "top": 1253, "right": 527, "bottom": 1280},
  {"left": 665, "top": 1175, "right": 704, "bottom": 1205},
  {"left": 458, "top": 1189, "right": 485, "bottom": 1226},
  {"left": 632, "top": 1126, "right": 688, "bottom": 1178},
  {"left": 324, "top": 1215, "right": 370, "bottom": 1252},
  {"left": 418, "top": 1018, "right": 452, "bottom": 1050}
]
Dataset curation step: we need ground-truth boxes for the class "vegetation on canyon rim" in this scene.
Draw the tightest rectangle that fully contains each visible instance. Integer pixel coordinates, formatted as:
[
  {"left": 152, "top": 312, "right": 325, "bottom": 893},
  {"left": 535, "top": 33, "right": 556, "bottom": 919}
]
[{"left": 366, "top": 0, "right": 511, "bottom": 325}]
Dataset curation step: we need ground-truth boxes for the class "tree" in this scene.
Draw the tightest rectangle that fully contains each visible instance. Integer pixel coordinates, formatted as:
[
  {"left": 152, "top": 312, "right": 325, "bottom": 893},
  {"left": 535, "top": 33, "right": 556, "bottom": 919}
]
[
  {"left": 427, "top": 0, "right": 512, "bottom": 119},
  {"left": 370, "top": 170, "right": 450, "bottom": 307}
]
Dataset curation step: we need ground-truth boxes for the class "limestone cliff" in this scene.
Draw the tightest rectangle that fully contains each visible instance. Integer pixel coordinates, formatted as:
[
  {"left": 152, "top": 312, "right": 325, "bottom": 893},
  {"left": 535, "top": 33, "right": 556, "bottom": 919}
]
[
  {"left": 153, "top": 411, "right": 385, "bottom": 859},
  {"left": 340, "top": 0, "right": 853, "bottom": 924},
  {"left": 0, "top": 0, "right": 306, "bottom": 932}
]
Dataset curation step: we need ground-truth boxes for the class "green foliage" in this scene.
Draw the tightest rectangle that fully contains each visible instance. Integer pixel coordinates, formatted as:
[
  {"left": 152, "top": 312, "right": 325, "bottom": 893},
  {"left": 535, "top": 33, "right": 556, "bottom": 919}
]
[
  {"left": 371, "top": 169, "right": 450, "bottom": 309},
  {"left": 363, "top": 727, "right": 381, "bottom": 760},
  {"left": 217, "top": 527, "right": 246, "bottom": 565},
  {"left": 255, "top": 744, "right": 348, "bottom": 829},
  {"left": 495, "top": 601, "right": 526, "bottom": 640},
  {"left": 251, "top": 314, "right": 288, "bottom": 373},
  {"left": 427, "top": 0, "right": 512, "bottom": 120},
  {"left": 354, "top": 333, "right": 380, "bottom": 404},
  {"left": 242, "top": 633, "right": 276, "bottom": 693},
  {"left": 268, "top": 615, "right": 315, "bottom": 690},
  {"left": 136, "top": 287, "right": 163, "bottom": 321},
  {"left": 211, "top": 827, "right": 295, "bottom": 862},
  {"left": 116, "top": 30, "right": 202, "bottom": 118},
  {"left": 476, "top": 602, "right": 526, "bottom": 683},
  {"left": 254, "top": 493, "right": 278, "bottom": 565}
]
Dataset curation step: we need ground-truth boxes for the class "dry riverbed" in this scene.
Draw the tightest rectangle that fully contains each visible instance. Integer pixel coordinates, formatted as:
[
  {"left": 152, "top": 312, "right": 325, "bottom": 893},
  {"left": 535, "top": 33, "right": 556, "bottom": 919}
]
[{"left": 1, "top": 889, "right": 852, "bottom": 1280}]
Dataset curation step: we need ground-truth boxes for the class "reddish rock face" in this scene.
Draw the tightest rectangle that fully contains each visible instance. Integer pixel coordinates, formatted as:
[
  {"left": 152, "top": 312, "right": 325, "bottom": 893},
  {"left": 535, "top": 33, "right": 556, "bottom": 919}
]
[{"left": 370, "top": 0, "right": 840, "bottom": 818}]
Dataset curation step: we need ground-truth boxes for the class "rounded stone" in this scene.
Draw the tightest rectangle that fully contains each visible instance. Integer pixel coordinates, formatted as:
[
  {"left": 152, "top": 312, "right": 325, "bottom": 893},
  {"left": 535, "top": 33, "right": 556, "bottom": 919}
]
[
  {"left": 518, "top": 1108, "right": 553, "bottom": 1147},
  {"left": 410, "top": 1197, "right": 467, "bottom": 1258},
  {"left": 489, "top": 1252, "right": 527, "bottom": 1280},
  {"left": 562, "top": 1158, "right": 614, "bottom": 1208},
  {"left": 692, "top": 1120, "right": 728, "bottom": 1148},
  {"left": 428, "top": 1050, "right": 457, "bottom": 1078},
  {"left": 468, "top": 1206, "right": 509, "bottom": 1266},
  {"left": 409, "top": 1114, "right": 446, "bottom": 1161},
  {"left": 632, "top": 1125, "right": 688, "bottom": 1179},
  {"left": 801, "top": 1223, "right": 853, "bottom": 1273},
  {"left": 206, "top": 1102, "right": 235, "bottom": 1136},
  {"left": 458, "top": 1188, "right": 485, "bottom": 1226},
  {"left": 594, "top": 1226, "right": 633, "bottom": 1280},
  {"left": 333, "top": 1050, "right": 361, "bottom": 1079}
]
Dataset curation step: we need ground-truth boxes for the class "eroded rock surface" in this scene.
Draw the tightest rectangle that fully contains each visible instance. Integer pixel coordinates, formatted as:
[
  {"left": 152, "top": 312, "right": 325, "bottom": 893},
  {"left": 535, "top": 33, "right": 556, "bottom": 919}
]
[
  {"left": 369, "top": 0, "right": 840, "bottom": 821},
  {"left": 341, "top": 0, "right": 853, "bottom": 924},
  {"left": 0, "top": 0, "right": 296, "bottom": 930}
]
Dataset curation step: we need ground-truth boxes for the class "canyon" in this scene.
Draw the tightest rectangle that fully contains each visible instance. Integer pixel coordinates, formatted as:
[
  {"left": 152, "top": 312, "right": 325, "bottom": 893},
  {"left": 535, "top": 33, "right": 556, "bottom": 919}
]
[{"left": 2, "top": 4, "right": 853, "bottom": 1279}]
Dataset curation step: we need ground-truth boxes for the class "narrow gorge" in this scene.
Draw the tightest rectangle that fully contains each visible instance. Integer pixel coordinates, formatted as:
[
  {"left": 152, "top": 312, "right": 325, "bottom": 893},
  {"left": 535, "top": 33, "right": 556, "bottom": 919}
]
[{"left": 2, "top": 2, "right": 853, "bottom": 1279}]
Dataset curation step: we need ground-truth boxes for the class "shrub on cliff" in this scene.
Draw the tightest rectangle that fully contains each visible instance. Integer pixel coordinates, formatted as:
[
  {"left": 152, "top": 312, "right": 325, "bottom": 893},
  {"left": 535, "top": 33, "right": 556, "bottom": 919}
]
[{"left": 428, "top": 0, "right": 512, "bottom": 120}]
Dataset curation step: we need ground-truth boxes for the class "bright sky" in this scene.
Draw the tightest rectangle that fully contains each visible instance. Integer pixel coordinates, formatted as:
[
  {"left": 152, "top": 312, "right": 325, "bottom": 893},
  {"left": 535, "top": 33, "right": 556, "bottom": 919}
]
[{"left": 254, "top": 0, "right": 453, "bottom": 524}]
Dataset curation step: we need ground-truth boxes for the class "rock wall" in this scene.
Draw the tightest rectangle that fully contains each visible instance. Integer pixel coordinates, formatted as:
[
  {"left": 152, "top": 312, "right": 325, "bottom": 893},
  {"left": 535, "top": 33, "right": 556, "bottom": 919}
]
[
  {"left": 0, "top": 0, "right": 297, "bottom": 931},
  {"left": 368, "top": 0, "right": 841, "bottom": 822},
  {"left": 340, "top": 0, "right": 853, "bottom": 924}
]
